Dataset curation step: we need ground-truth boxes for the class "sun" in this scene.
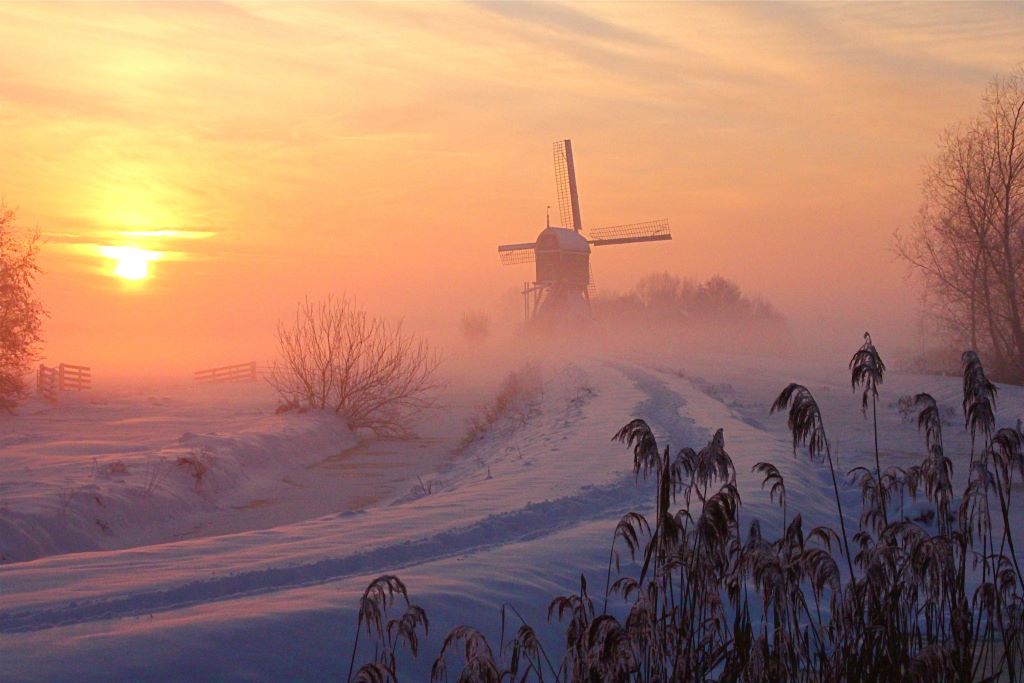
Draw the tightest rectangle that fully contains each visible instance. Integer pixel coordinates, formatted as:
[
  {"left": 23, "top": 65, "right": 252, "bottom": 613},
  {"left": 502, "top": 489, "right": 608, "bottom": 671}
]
[
  {"left": 114, "top": 250, "right": 150, "bottom": 280},
  {"left": 101, "top": 246, "right": 158, "bottom": 282}
]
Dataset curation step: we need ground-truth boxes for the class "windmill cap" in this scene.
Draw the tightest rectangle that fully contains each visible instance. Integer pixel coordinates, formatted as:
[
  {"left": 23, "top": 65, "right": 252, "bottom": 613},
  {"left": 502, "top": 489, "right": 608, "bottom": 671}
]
[{"left": 535, "top": 226, "right": 591, "bottom": 253}]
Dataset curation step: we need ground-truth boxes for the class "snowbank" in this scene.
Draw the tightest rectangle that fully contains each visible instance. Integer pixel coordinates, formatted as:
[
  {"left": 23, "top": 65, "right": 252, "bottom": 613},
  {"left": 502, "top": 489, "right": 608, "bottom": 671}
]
[{"left": 0, "top": 384, "right": 356, "bottom": 563}]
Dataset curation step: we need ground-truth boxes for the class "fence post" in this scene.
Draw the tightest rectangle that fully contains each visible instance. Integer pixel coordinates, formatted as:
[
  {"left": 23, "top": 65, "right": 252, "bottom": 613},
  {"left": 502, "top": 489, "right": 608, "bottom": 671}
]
[{"left": 36, "top": 364, "right": 58, "bottom": 403}]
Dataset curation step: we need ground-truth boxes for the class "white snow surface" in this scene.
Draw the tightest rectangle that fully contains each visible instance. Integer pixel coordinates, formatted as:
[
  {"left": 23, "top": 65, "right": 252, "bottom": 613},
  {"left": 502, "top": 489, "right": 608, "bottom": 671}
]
[{"left": 2, "top": 350, "right": 1023, "bottom": 681}]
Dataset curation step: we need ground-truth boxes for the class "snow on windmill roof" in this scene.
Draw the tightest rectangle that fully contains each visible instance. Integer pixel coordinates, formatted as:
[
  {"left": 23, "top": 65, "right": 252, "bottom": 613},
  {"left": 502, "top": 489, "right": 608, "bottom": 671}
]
[{"left": 535, "top": 226, "right": 591, "bottom": 253}]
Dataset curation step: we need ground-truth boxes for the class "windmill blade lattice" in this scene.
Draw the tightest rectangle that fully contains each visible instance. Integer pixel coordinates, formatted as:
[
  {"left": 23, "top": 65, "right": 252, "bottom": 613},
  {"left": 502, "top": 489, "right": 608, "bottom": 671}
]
[
  {"left": 589, "top": 220, "right": 670, "bottom": 246},
  {"left": 497, "top": 244, "right": 536, "bottom": 265},
  {"left": 553, "top": 140, "right": 581, "bottom": 232}
]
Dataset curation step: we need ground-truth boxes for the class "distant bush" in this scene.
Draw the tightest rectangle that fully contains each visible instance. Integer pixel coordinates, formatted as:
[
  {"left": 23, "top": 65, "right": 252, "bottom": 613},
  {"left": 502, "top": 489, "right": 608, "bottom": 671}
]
[
  {"left": 460, "top": 312, "right": 491, "bottom": 343},
  {"left": 598, "top": 272, "right": 784, "bottom": 326}
]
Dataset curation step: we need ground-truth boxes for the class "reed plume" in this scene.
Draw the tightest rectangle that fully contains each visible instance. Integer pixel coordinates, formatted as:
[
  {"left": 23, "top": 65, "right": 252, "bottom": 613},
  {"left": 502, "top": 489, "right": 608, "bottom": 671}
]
[
  {"left": 771, "top": 383, "right": 854, "bottom": 579},
  {"left": 850, "top": 332, "right": 887, "bottom": 524}
]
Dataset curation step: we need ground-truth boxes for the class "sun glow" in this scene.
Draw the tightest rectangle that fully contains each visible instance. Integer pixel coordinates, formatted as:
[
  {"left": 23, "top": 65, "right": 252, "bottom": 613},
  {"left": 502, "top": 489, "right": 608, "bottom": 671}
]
[{"left": 100, "top": 246, "right": 159, "bottom": 281}]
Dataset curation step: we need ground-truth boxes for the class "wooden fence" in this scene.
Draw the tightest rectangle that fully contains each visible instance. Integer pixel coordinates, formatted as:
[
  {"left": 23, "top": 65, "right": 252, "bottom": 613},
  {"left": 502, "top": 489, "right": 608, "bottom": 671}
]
[
  {"left": 59, "top": 363, "right": 91, "bottom": 391},
  {"left": 36, "top": 362, "right": 90, "bottom": 402},
  {"left": 36, "top": 365, "right": 59, "bottom": 403},
  {"left": 194, "top": 361, "right": 258, "bottom": 384}
]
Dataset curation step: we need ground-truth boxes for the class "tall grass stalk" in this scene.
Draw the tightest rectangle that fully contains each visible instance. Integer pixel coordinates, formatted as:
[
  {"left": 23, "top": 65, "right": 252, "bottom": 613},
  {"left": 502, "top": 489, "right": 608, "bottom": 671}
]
[
  {"left": 850, "top": 332, "right": 887, "bottom": 525},
  {"left": 770, "top": 383, "right": 855, "bottom": 580}
]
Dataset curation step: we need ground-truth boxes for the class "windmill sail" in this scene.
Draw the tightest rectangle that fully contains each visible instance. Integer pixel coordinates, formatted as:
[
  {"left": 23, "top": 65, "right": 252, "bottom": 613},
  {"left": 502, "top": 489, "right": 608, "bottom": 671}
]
[
  {"left": 497, "top": 242, "right": 536, "bottom": 265},
  {"left": 553, "top": 139, "right": 582, "bottom": 232},
  {"left": 589, "top": 219, "right": 671, "bottom": 246}
]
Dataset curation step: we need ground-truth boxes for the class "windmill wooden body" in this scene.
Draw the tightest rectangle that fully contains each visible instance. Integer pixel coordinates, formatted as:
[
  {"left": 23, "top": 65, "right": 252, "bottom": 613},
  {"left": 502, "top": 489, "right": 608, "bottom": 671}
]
[{"left": 498, "top": 139, "right": 672, "bottom": 323}]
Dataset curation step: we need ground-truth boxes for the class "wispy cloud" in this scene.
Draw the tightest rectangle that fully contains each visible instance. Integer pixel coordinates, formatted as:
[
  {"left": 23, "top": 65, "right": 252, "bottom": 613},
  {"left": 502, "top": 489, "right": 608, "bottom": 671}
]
[{"left": 472, "top": 1, "right": 667, "bottom": 48}]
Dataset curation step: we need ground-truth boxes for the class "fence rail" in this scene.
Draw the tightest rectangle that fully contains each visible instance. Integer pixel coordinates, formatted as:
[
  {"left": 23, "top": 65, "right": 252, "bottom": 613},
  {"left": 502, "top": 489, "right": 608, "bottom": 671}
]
[
  {"left": 59, "top": 363, "right": 91, "bottom": 391},
  {"left": 194, "top": 361, "right": 258, "bottom": 384}
]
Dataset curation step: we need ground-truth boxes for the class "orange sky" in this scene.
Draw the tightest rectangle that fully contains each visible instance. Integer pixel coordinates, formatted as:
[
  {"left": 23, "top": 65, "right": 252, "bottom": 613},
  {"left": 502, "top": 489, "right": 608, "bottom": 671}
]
[{"left": 1, "top": 2, "right": 1023, "bottom": 375}]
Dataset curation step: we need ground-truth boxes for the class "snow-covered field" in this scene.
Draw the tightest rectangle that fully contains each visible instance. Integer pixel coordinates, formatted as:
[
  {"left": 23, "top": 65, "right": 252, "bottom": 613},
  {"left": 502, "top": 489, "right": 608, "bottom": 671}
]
[{"left": 2, "top": 346, "right": 1022, "bottom": 681}]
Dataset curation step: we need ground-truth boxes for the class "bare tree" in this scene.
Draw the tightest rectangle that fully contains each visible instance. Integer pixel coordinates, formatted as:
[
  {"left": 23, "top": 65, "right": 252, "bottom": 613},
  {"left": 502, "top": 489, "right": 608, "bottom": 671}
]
[
  {"left": 634, "top": 271, "right": 686, "bottom": 312},
  {"left": 0, "top": 201, "right": 44, "bottom": 411},
  {"left": 269, "top": 297, "right": 440, "bottom": 437},
  {"left": 898, "top": 67, "right": 1024, "bottom": 382}
]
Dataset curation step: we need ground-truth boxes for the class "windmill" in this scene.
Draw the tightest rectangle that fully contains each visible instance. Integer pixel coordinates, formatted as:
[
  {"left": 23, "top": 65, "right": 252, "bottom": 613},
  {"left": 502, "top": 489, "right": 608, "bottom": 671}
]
[{"left": 497, "top": 139, "right": 672, "bottom": 323}]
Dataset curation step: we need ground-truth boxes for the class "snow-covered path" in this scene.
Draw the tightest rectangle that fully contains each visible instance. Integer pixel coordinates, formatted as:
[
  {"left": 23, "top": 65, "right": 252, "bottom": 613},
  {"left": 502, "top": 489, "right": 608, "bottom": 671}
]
[{"left": 1, "top": 352, "right": 1021, "bottom": 681}]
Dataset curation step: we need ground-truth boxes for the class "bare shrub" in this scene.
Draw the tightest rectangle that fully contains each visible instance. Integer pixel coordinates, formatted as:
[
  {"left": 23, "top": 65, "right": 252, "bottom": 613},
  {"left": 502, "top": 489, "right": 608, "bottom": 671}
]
[
  {"left": 143, "top": 456, "right": 171, "bottom": 495},
  {"left": 460, "top": 364, "right": 542, "bottom": 449},
  {"left": 177, "top": 449, "right": 211, "bottom": 491},
  {"left": 416, "top": 476, "right": 435, "bottom": 496},
  {"left": 269, "top": 297, "right": 440, "bottom": 438}
]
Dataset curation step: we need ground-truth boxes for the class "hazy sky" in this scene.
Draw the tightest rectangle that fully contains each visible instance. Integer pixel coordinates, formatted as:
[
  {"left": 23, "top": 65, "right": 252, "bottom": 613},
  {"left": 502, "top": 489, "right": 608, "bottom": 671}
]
[{"left": 1, "top": 1, "right": 1023, "bottom": 374}]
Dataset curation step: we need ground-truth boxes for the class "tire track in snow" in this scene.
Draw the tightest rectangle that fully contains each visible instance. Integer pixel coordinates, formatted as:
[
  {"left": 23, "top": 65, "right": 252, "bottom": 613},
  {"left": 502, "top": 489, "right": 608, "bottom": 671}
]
[
  {"left": 0, "top": 364, "right": 695, "bottom": 634},
  {"left": 610, "top": 363, "right": 706, "bottom": 450},
  {"left": 0, "top": 480, "right": 652, "bottom": 633}
]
